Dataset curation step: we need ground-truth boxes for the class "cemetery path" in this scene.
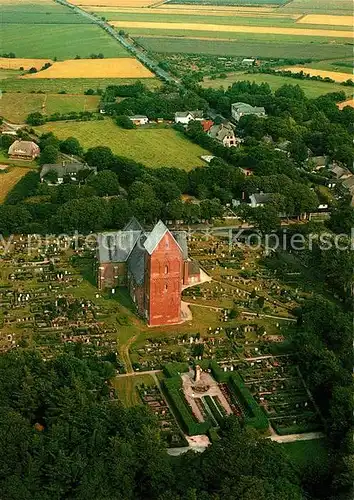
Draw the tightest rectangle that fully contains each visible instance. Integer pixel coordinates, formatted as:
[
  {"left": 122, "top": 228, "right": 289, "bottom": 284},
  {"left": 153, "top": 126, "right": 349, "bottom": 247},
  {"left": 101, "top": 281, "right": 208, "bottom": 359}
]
[
  {"left": 268, "top": 431, "right": 325, "bottom": 443},
  {"left": 121, "top": 335, "right": 137, "bottom": 374},
  {"left": 115, "top": 369, "right": 162, "bottom": 378}
]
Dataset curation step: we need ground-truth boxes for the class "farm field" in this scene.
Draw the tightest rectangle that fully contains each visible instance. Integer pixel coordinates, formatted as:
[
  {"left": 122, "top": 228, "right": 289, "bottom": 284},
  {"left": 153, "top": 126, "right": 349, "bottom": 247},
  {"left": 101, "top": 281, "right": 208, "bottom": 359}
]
[
  {"left": 0, "top": 58, "right": 52, "bottom": 70},
  {"left": 0, "top": 76, "right": 161, "bottom": 94},
  {"left": 0, "top": 93, "right": 100, "bottom": 123},
  {"left": 282, "top": 67, "right": 353, "bottom": 83},
  {"left": 1, "top": 24, "right": 129, "bottom": 60},
  {"left": 112, "top": 374, "right": 157, "bottom": 407},
  {"left": 0, "top": 168, "right": 30, "bottom": 203},
  {"left": 136, "top": 36, "right": 352, "bottom": 61},
  {"left": 22, "top": 58, "right": 154, "bottom": 79},
  {"left": 1, "top": 1, "right": 92, "bottom": 24},
  {"left": 202, "top": 72, "right": 352, "bottom": 99},
  {"left": 71, "top": 0, "right": 158, "bottom": 6},
  {"left": 111, "top": 21, "right": 352, "bottom": 39},
  {"left": 337, "top": 98, "right": 354, "bottom": 110},
  {"left": 298, "top": 14, "right": 353, "bottom": 26},
  {"left": 0, "top": 69, "right": 23, "bottom": 80},
  {"left": 281, "top": 0, "right": 353, "bottom": 16},
  {"left": 36, "top": 119, "right": 210, "bottom": 170}
]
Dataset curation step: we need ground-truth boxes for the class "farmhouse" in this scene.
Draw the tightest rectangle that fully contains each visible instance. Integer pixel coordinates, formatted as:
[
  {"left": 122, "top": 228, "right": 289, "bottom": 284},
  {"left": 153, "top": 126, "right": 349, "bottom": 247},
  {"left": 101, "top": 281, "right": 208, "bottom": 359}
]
[
  {"left": 231, "top": 102, "right": 266, "bottom": 122},
  {"left": 40, "top": 162, "right": 97, "bottom": 185},
  {"left": 175, "top": 110, "right": 203, "bottom": 125},
  {"left": 129, "top": 115, "right": 149, "bottom": 126},
  {"left": 330, "top": 164, "right": 352, "bottom": 180},
  {"left": 241, "top": 58, "right": 256, "bottom": 67},
  {"left": 97, "top": 218, "right": 201, "bottom": 327},
  {"left": 342, "top": 176, "right": 354, "bottom": 206},
  {"left": 208, "top": 122, "right": 239, "bottom": 148},
  {"left": 8, "top": 140, "right": 40, "bottom": 161}
]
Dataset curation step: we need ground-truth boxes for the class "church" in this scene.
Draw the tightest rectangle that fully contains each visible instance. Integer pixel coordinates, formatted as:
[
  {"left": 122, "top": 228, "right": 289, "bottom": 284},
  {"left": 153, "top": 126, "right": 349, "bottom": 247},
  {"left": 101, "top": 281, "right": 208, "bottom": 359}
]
[{"left": 97, "top": 218, "right": 200, "bottom": 326}]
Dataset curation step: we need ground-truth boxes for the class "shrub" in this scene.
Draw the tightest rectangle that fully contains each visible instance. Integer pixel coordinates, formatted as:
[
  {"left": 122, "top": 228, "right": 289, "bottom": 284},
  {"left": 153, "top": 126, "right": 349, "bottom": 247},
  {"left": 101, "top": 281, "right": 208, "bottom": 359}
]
[{"left": 163, "top": 362, "right": 189, "bottom": 378}]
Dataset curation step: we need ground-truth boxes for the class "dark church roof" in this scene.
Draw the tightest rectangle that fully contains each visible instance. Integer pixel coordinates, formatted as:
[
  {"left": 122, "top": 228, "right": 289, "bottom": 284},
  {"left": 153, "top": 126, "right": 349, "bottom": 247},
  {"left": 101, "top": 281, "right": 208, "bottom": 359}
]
[
  {"left": 127, "top": 234, "right": 147, "bottom": 285},
  {"left": 98, "top": 231, "right": 141, "bottom": 263}
]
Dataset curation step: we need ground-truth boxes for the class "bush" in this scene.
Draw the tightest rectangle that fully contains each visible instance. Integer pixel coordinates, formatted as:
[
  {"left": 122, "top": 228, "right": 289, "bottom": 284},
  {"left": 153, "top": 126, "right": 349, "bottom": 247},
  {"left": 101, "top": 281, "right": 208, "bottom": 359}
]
[{"left": 116, "top": 115, "right": 136, "bottom": 129}]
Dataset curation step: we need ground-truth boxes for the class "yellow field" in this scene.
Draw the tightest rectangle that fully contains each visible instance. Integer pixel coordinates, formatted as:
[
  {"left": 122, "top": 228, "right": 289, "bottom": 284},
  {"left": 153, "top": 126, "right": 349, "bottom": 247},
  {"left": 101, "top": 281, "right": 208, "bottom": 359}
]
[
  {"left": 0, "top": 58, "right": 52, "bottom": 70},
  {"left": 110, "top": 21, "right": 353, "bottom": 38},
  {"left": 283, "top": 67, "right": 353, "bottom": 82},
  {"left": 21, "top": 58, "right": 153, "bottom": 79},
  {"left": 0, "top": 168, "right": 29, "bottom": 203},
  {"left": 298, "top": 15, "right": 353, "bottom": 26},
  {"left": 72, "top": 0, "right": 157, "bottom": 6},
  {"left": 337, "top": 98, "right": 354, "bottom": 110},
  {"left": 162, "top": 4, "right": 274, "bottom": 13}
]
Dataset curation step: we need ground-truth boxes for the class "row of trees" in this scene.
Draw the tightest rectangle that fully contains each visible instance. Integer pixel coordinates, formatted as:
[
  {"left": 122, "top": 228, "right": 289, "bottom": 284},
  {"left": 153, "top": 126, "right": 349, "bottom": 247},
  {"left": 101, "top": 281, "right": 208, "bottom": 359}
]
[{"left": 0, "top": 349, "right": 305, "bottom": 500}]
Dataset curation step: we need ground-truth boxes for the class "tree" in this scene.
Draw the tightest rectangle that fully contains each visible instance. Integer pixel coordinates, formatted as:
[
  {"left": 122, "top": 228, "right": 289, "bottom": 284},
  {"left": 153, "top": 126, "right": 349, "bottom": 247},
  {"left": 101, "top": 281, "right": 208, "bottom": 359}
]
[
  {"left": 39, "top": 145, "right": 58, "bottom": 166},
  {"left": 88, "top": 170, "right": 120, "bottom": 197},
  {"left": 43, "top": 169, "right": 58, "bottom": 184},
  {"left": 26, "top": 112, "right": 45, "bottom": 126},
  {"left": 84, "top": 146, "right": 114, "bottom": 171},
  {"left": 250, "top": 206, "right": 280, "bottom": 234},
  {"left": 59, "top": 137, "right": 83, "bottom": 156},
  {"left": 116, "top": 115, "right": 136, "bottom": 129}
]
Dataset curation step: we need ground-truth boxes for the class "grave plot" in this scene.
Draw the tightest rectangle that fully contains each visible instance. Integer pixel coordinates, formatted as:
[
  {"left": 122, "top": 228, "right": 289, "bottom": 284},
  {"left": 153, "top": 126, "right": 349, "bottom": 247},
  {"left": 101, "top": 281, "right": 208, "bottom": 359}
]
[
  {"left": 138, "top": 384, "right": 187, "bottom": 448},
  {"left": 0, "top": 235, "right": 123, "bottom": 366},
  {"left": 239, "top": 356, "right": 322, "bottom": 435}
]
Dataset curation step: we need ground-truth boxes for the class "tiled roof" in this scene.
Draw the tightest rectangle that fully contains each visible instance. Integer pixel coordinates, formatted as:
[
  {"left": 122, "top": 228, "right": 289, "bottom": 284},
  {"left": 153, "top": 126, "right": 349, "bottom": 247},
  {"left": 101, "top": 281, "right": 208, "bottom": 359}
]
[
  {"left": 143, "top": 220, "right": 169, "bottom": 255},
  {"left": 127, "top": 234, "right": 147, "bottom": 285},
  {"left": 98, "top": 231, "right": 141, "bottom": 263}
]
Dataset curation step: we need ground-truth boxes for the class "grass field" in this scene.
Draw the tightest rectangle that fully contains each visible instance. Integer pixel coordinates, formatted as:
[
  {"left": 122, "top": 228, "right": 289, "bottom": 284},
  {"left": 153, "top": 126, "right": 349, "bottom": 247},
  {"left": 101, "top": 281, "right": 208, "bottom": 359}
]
[
  {"left": 112, "top": 374, "right": 157, "bottom": 407},
  {"left": 167, "top": 0, "right": 288, "bottom": 5},
  {"left": 0, "top": 76, "right": 161, "bottom": 94},
  {"left": 281, "top": 439, "right": 329, "bottom": 473},
  {"left": 0, "top": 69, "right": 23, "bottom": 80},
  {"left": 0, "top": 168, "right": 30, "bottom": 203},
  {"left": 281, "top": 0, "right": 353, "bottom": 16},
  {"left": 71, "top": 0, "right": 158, "bottom": 5},
  {"left": 0, "top": 93, "right": 100, "bottom": 122},
  {"left": 1, "top": 1, "right": 92, "bottom": 24},
  {"left": 36, "top": 119, "right": 210, "bottom": 170},
  {"left": 203, "top": 72, "right": 352, "bottom": 98},
  {"left": 22, "top": 58, "right": 154, "bottom": 79},
  {"left": 1, "top": 24, "right": 129, "bottom": 60},
  {"left": 136, "top": 36, "right": 352, "bottom": 60}
]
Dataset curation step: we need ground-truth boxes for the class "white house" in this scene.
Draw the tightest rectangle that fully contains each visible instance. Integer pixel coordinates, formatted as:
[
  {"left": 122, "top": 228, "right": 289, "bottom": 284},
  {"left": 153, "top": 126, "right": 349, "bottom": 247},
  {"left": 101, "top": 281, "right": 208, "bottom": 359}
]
[
  {"left": 174, "top": 110, "right": 203, "bottom": 125},
  {"left": 231, "top": 102, "right": 266, "bottom": 122},
  {"left": 249, "top": 193, "right": 272, "bottom": 208},
  {"left": 129, "top": 115, "right": 149, "bottom": 126}
]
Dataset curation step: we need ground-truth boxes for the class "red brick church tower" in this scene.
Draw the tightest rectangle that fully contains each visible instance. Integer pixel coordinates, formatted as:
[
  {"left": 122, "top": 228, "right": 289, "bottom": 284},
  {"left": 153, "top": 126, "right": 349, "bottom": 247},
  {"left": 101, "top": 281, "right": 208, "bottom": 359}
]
[{"left": 144, "top": 221, "right": 183, "bottom": 326}]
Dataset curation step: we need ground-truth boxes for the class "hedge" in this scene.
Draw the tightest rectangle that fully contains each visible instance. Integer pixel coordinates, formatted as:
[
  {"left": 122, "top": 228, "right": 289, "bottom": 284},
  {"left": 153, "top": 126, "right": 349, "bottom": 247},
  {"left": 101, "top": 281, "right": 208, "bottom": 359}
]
[
  {"left": 272, "top": 422, "right": 321, "bottom": 436},
  {"left": 228, "top": 373, "right": 269, "bottom": 431},
  {"left": 163, "top": 376, "right": 210, "bottom": 436},
  {"left": 163, "top": 362, "right": 189, "bottom": 378},
  {"left": 203, "top": 395, "right": 224, "bottom": 427}
]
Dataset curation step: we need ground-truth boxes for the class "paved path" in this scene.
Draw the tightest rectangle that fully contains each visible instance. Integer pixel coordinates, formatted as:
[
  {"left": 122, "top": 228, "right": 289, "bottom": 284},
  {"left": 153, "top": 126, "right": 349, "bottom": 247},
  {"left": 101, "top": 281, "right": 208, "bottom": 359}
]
[
  {"left": 268, "top": 431, "right": 324, "bottom": 443},
  {"left": 116, "top": 369, "right": 162, "bottom": 378}
]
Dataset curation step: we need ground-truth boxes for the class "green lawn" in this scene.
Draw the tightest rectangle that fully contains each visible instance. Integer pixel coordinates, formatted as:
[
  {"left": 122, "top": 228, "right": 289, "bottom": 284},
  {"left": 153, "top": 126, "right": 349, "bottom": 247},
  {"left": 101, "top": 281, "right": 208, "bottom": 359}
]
[
  {"left": 281, "top": 439, "right": 329, "bottom": 472},
  {"left": 36, "top": 119, "right": 210, "bottom": 170},
  {"left": 0, "top": 24, "right": 129, "bottom": 60},
  {"left": 0, "top": 93, "right": 100, "bottom": 123},
  {"left": 203, "top": 72, "right": 351, "bottom": 98},
  {"left": 112, "top": 374, "right": 157, "bottom": 407},
  {"left": 136, "top": 36, "right": 352, "bottom": 61},
  {"left": 1, "top": 76, "right": 161, "bottom": 94}
]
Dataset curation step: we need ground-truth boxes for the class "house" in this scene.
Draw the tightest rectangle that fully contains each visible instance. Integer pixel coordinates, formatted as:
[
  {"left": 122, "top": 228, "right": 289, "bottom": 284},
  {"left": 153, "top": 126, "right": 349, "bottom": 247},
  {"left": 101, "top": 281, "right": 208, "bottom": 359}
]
[
  {"left": 208, "top": 122, "right": 240, "bottom": 148},
  {"left": 306, "top": 156, "right": 328, "bottom": 170},
  {"left": 241, "top": 58, "right": 255, "bottom": 67},
  {"left": 129, "top": 115, "right": 149, "bottom": 126},
  {"left": 97, "top": 218, "right": 201, "bottom": 327},
  {"left": 249, "top": 193, "right": 272, "bottom": 208},
  {"left": 8, "top": 140, "right": 40, "bottom": 161},
  {"left": 240, "top": 167, "right": 253, "bottom": 177},
  {"left": 40, "top": 162, "right": 97, "bottom": 185},
  {"left": 330, "top": 164, "right": 352, "bottom": 180},
  {"left": 174, "top": 110, "right": 203, "bottom": 125},
  {"left": 231, "top": 102, "right": 266, "bottom": 122},
  {"left": 342, "top": 176, "right": 354, "bottom": 206},
  {"left": 201, "top": 119, "right": 214, "bottom": 132}
]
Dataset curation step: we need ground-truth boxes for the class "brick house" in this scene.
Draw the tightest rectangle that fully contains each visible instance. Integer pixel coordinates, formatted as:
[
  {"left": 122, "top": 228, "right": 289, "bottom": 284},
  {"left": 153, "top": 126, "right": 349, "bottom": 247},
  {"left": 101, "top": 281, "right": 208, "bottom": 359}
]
[
  {"left": 97, "top": 218, "right": 200, "bottom": 326},
  {"left": 8, "top": 140, "right": 40, "bottom": 161},
  {"left": 208, "top": 122, "right": 240, "bottom": 148}
]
